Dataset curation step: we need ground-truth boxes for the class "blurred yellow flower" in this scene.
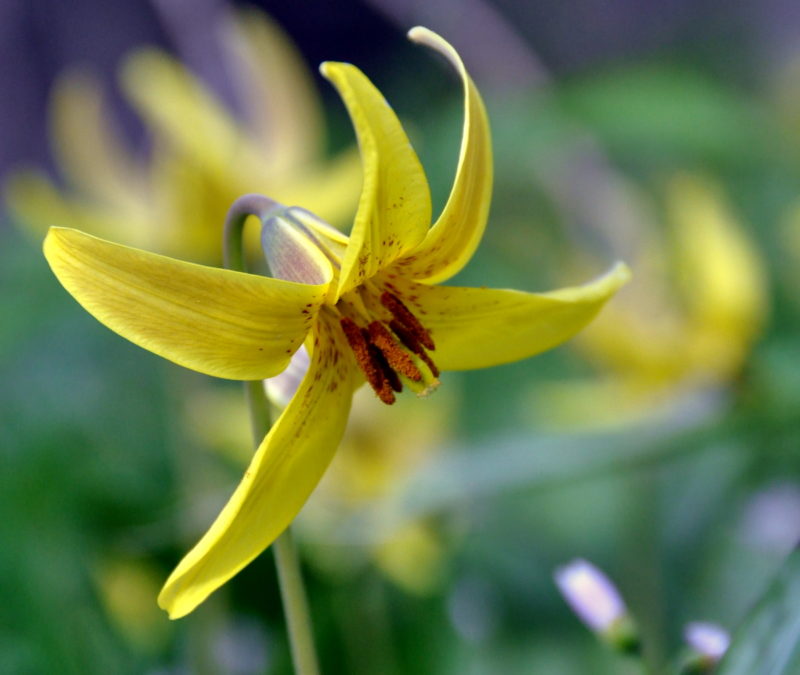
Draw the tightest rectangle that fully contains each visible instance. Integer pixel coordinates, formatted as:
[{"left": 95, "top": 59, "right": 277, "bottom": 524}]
[
  {"left": 301, "top": 387, "right": 455, "bottom": 595},
  {"left": 44, "top": 27, "right": 628, "bottom": 619},
  {"left": 538, "top": 173, "right": 767, "bottom": 425},
  {"left": 5, "top": 7, "right": 361, "bottom": 263},
  {"left": 95, "top": 556, "right": 171, "bottom": 652}
]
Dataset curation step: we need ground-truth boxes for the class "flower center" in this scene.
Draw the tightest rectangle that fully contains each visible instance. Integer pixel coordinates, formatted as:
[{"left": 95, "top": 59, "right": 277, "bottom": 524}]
[
  {"left": 258, "top": 203, "right": 439, "bottom": 404},
  {"left": 334, "top": 287, "right": 439, "bottom": 405}
]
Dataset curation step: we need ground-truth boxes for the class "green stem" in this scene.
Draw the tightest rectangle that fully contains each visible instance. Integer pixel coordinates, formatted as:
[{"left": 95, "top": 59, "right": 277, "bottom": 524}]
[
  {"left": 224, "top": 197, "right": 321, "bottom": 675},
  {"left": 273, "top": 529, "right": 321, "bottom": 675},
  {"left": 223, "top": 193, "right": 281, "bottom": 272}
]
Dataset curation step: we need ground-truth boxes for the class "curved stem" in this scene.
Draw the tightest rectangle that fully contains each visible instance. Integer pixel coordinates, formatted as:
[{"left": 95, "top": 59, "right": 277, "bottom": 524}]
[
  {"left": 224, "top": 198, "right": 321, "bottom": 675},
  {"left": 223, "top": 193, "right": 282, "bottom": 272}
]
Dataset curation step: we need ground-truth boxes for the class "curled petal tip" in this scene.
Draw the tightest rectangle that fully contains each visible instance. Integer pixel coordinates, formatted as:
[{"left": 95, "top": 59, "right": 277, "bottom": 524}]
[
  {"left": 407, "top": 27, "right": 452, "bottom": 59},
  {"left": 407, "top": 26, "right": 430, "bottom": 41},
  {"left": 609, "top": 261, "right": 633, "bottom": 286},
  {"left": 318, "top": 61, "right": 334, "bottom": 78}
]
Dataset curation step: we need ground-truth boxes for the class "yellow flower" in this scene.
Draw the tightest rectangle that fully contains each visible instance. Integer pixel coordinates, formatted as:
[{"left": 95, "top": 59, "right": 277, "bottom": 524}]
[
  {"left": 5, "top": 8, "right": 360, "bottom": 263},
  {"left": 43, "top": 27, "right": 629, "bottom": 618},
  {"left": 95, "top": 556, "right": 171, "bottom": 652},
  {"left": 539, "top": 173, "right": 766, "bottom": 425},
  {"left": 191, "top": 360, "right": 453, "bottom": 593}
]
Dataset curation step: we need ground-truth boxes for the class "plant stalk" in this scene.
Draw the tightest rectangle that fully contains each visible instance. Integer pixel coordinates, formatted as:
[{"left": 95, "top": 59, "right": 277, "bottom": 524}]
[{"left": 225, "top": 198, "right": 321, "bottom": 675}]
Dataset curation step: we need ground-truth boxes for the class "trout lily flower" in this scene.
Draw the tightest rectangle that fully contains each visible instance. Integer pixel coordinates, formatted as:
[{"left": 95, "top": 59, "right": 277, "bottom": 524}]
[
  {"left": 536, "top": 173, "right": 766, "bottom": 426},
  {"left": 44, "top": 27, "right": 629, "bottom": 618},
  {"left": 5, "top": 7, "right": 360, "bottom": 263}
]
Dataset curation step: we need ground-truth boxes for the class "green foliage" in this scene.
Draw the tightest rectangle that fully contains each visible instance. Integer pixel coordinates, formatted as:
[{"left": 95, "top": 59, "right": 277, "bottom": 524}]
[{"left": 718, "top": 548, "right": 800, "bottom": 675}]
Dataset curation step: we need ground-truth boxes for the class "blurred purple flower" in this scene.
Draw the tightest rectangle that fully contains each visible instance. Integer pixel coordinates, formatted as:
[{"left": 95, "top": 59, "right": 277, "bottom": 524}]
[
  {"left": 554, "top": 558, "right": 626, "bottom": 632},
  {"left": 684, "top": 621, "right": 730, "bottom": 664},
  {"left": 741, "top": 482, "right": 800, "bottom": 553}
]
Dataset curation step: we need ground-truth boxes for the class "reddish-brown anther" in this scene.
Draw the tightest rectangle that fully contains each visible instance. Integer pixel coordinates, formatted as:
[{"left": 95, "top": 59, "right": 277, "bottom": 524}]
[
  {"left": 380, "top": 291, "right": 435, "bottom": 350},
  {"left": 368, "top": 341, "right": 403, "bottom": 395},
  {"left": 367, "top": 321, "right": 423, "bottom": 381},
  {"left": 340, "top": 317, "right": 395, "bottom": 404},
  {"left": 389, "top": 320, "right": 440, "bottom": 377}
]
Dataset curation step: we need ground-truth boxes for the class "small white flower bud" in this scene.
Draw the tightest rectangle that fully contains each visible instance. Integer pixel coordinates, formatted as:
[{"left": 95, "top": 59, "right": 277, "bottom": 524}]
[
  {"left": 554, "top": 559, "right": 626, "bottom": 632},
  {"left": 554, "top": 558, "right": 639, "bottom": 653},
  {"left": 684, "top": 621, "right": 729, "bottom": 664}
]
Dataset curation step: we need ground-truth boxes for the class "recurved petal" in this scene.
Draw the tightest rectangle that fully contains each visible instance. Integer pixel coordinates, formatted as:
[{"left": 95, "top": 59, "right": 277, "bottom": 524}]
[
  {"left": 220, "top": 8, "right": 324, "bottom": 173},
  {"left": 158, "top": 315, "right": 357, "bottom": 618},
  {"left": 6, "top": 170, "right": 113, "bottom": 239},
  {"left": 668, "top": 174, "right": 767, "bottom": 337},
  {"left": 120, "top": 49, "right": 266, "bottom": 179},
  {"left": 395, "top": 263, "right": 631, "bottom": 371},
  {"left": 321, "top": 61, "right": 431, "bottom": 300},
  {"left": 44, "top": 227, "right": 331, "bottom": 380},
  {"left": 260, "top": 148, "right": 363, "bottom": 229},
  {"left": 51, "top": 69, "right": 142, "bottom": 207},
  {"left": 5, "top": 170, "right": 159, "bottom": 250},
  {"left": 393, "top": 28, "right": 492, "bottom": 283}
]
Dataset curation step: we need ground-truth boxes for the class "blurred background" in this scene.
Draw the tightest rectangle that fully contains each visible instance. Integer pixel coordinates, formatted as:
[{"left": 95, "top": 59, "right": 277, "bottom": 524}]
[{"left": 3, "top": 0, "right": 800, "bottom": 673}]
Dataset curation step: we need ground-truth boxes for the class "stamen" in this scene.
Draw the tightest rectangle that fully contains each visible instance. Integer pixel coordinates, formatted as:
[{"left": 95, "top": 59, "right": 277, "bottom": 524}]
[
  {"left": 367, "top": 339, "right": 403, "bottom": 394},
  {"left": 380, "top": 292, "right": 435, "bottom": 350},
  {"left": 367, "top": 321, "right": 423, "bottom": 381},
  {"left": 389, "top": 320, "right": 440, "bottom": 378},
  {"left": 340, "top": 318, "right": 395, "bottom": 404}
]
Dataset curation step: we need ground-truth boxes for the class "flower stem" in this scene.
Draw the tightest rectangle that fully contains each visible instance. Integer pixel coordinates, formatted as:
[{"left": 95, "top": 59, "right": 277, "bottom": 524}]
[
  {"left": 245, "top": 378, "right": 320, "bottom": 675},
  {"left": 223, "top": 193, "right": 282, "bottom": 272},
  {"left": 273, "top": 529, "right": 321, "bottom": 675},
  {"left": 225, "top": 198, "right": 321, "bottom": 675}
]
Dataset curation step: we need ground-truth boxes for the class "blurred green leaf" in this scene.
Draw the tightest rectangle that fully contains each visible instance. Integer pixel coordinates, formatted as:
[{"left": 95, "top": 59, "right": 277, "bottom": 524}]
[
  {"left": 556, "top": 65, "right": 774, "bottom": 167},
  {"left": 330, "top": 392, "right": 727, "bottom": 545},
  {"left": 717, "top": 547, "right": 800, "bottom": 675}
]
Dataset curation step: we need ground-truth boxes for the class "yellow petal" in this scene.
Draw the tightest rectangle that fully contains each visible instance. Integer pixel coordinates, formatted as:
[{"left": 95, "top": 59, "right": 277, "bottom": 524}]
[
  {"left": 373, "top": 521, "right": 444, "bottom": 595},
  {"left": 120, "top": 49, "right": 266, "bottom": 181},
  {"left": 320, "top": 61, "right": 431, "bottom": 300},
  {"left": 4, "top": 170, "right": 153, "bottom": 247},
  {"left": 262, "top": 148, "right": 363, "bottom": 229},
  {"left": 146, "top": 143, "right": 242, "bottom": 262},
  {"left": 394, "top": 27, "right": 493, "bottom": 283},
  {"left": 44, "top": 227, "right": 331, "bottom": 380},
  {"left": 668, "top": 174, "right": 767, "bottom": 346},
  {"left": 220, "top": 8, "right": 323, "bottom": 173},
  {"left": 51, "top": 69, "right": 143, "bottom": 209},
  {"left": 394, "top": 263, "right": 631, "bottom": 371},
  {"left": 158, "top": 315, "right": 357, "bottom": 618},
  {"left": 5, "top": 170, "right": 104, "bottom": 238}
]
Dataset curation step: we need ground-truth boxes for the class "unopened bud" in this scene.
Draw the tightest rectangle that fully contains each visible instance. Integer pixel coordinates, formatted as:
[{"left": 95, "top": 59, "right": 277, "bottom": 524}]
[
  {"left": 554, "top": 558, "right": 639, "bottom": 654},
  {"left": 681, "top": 622, "right": 729, "bottom": 673}
]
